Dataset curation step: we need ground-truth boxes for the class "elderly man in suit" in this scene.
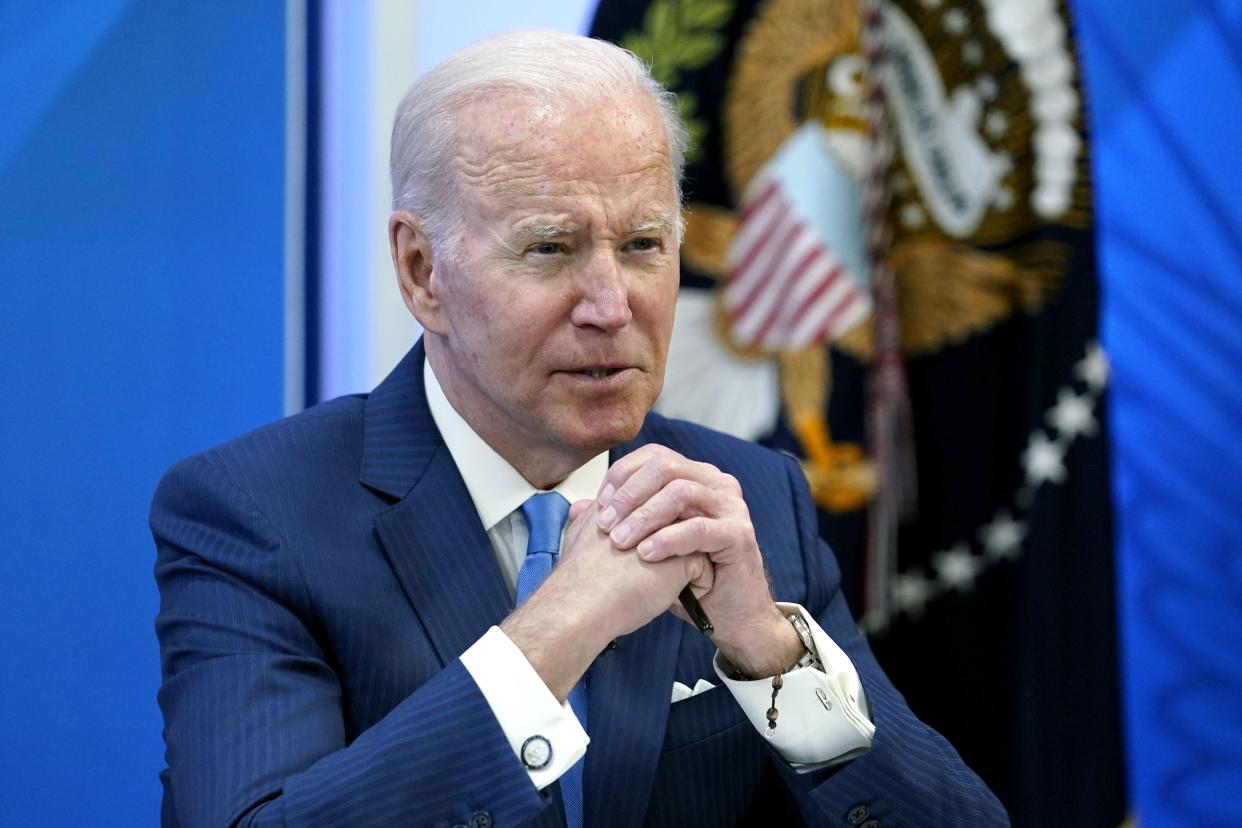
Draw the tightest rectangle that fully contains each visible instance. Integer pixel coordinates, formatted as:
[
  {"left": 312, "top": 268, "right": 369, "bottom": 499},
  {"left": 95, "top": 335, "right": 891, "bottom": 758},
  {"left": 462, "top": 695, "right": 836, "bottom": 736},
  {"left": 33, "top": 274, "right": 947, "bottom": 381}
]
[{"left": 152, "top": 30, "right": 1007, "bottom": 828}]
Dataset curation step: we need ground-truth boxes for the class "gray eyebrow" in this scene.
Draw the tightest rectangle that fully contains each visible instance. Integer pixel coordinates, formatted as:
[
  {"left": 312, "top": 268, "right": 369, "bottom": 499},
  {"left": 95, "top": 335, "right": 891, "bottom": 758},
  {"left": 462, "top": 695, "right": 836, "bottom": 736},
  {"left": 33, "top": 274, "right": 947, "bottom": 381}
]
[
  {"left": 511, "top": 216, "right": 677, "bottom": 242},
  {"left": 515, "top": 223, "right": 576, "bottom": 240},
  {"left": 631, "top": 216, "right": 676, "bottom": 235}
]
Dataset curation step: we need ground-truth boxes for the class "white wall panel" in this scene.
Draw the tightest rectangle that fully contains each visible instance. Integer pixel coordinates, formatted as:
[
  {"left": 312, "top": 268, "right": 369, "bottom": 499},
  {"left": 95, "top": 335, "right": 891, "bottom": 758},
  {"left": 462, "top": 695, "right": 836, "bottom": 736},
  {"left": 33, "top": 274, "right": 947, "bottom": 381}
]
[{"left": 317, "top": 0, "right": 598, "bottom": 399}]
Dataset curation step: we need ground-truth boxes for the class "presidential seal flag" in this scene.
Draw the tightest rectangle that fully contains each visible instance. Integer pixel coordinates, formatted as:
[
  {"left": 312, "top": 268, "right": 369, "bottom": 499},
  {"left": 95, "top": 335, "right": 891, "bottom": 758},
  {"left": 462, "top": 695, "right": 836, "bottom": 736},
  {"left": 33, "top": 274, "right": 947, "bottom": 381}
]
[{"left": 591, "top": 0, "right": 1125, "bottom": 824}]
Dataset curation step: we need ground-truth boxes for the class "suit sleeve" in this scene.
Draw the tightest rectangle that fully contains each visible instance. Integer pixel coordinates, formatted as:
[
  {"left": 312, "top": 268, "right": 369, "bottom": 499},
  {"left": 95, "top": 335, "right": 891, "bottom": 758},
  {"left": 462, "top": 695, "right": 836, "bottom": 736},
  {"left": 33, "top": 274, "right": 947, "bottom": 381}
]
[
  {"left": 772, "top": 454, "right": 1012, "bottom": 827},
  {"left": 152, "top": 452, "right": 552, "bottom": 828}
]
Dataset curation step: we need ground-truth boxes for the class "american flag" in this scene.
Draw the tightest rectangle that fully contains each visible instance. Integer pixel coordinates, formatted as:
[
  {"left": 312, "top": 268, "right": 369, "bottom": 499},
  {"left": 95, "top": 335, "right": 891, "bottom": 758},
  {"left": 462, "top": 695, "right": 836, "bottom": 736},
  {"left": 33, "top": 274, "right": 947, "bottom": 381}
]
[{"left": 722, "top": 123, "right": 871, "bottom": 351}]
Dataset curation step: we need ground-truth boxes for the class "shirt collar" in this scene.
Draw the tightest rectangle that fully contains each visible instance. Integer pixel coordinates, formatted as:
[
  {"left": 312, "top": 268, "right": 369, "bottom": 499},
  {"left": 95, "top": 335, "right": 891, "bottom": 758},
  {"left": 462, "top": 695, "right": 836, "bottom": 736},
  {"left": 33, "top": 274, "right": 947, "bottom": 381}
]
[{"left": 424, "top": 357, "right": 608, "bottom": 531}]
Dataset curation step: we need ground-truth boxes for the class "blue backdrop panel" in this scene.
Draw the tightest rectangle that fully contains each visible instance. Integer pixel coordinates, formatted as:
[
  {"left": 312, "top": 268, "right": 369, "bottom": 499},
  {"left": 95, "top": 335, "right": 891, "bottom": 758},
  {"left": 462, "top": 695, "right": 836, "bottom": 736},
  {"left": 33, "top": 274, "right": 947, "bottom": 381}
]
[
  {"left": 1074, "top": 0, "right": 1242, "bottom": 823},
  {"left": 0, "top": 1, "right": 288, "bottom": 824}
]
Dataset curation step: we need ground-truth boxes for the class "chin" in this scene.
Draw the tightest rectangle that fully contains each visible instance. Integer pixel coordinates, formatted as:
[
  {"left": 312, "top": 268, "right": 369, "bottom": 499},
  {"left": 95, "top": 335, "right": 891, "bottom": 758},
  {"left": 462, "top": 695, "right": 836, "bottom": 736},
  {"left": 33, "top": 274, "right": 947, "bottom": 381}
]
[{"left": 558, "top": 404, "right": 649, "bottom": 453}]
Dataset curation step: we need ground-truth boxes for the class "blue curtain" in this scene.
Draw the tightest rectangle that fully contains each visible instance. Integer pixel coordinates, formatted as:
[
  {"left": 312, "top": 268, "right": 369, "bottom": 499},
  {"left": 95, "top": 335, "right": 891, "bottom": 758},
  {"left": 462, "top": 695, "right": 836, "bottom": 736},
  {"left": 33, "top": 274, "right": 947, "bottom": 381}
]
[
  {"left": 0, "top": 2, "right": 288, "bottom": 823},
  {"left": 1074, "top": 1, "right": 1242, "bottom": 823}
]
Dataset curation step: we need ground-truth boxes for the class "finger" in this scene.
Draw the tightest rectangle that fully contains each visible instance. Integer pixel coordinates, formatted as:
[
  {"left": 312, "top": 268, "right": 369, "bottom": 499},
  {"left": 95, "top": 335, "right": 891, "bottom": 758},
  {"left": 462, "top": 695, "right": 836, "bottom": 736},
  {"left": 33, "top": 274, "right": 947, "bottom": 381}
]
[
  {"left": 637, "top": 516, "right": 740, "bottom": 562},
  {"left": 601, "top": 446, "right": 741, "bottom": 500},
  {"left": 667, "top": 550, "right": 715, "bottom": 625},
  {"left": 595, "top": 444, "right": 678, "bottom": 508},
  {"left": 599, "top": 445, "right": 741, "bottom": 505},
  {"left": 563, "top": 500, "right": 604, "bottom": 558},
  {"left": 597, "top": 448, "right": 725, "bottom": 532},
  {"left": 686, "top": 553, "right": 715, "bottom": 597},
  {"left": 607, "top": 477, "right": 724, "bottom": 549},
  {"left": 567, "top": 498, "right": 593, "bottom": 522}
]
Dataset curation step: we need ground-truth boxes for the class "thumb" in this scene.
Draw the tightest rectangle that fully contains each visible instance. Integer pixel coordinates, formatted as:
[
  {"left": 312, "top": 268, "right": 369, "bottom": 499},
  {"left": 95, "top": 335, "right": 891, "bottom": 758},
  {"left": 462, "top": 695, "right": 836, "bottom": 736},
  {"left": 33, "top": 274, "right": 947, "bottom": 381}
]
[
  {"left": 686, "top": 554, "right": 715, "bottom": 598},
  {"left": 568, "top": 498, "right": 593, "bottom": 522}
]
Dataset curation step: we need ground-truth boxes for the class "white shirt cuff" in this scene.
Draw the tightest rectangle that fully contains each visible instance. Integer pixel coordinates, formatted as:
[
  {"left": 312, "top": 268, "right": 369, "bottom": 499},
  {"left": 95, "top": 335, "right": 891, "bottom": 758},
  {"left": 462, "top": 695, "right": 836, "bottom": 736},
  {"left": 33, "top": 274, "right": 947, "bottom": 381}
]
[
  {"left": 460, "top": 626, "right": 589, "bottom": 790},
  {"left": 713, "top": 603, "right": 876, "bottom": 771}
]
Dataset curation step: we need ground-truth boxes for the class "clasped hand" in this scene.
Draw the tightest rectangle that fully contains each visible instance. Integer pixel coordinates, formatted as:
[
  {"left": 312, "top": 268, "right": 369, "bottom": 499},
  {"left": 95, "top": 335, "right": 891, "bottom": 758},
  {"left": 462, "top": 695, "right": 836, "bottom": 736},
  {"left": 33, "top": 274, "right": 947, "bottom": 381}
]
[
  {"left": 505, "top": 445, "right": 800, "bottom": 700},
  {"left": 567, "top": 445, "right": 797, "bottom": 677}
]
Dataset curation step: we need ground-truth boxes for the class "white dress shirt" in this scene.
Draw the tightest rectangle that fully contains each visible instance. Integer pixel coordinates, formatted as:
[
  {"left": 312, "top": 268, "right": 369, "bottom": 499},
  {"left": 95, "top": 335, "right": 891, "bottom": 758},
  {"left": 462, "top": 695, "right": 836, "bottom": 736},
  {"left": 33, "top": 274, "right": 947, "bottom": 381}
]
[{"left": 424, "top": 359, "right": 874, "bottom": 789}]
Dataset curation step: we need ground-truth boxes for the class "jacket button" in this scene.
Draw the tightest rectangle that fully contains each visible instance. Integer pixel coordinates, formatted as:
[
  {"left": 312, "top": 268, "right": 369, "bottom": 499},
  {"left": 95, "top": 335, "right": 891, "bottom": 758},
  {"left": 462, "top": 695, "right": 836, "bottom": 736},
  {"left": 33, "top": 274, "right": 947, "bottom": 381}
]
[
  {"left": 860, "top": 820, "right": 880, "bottom": 828},
  {"left": 846, "top": 804, "right": 870, "bottom": 824},
  {"left": 469, "top": 811, "right": 493, "bottom": 828}
]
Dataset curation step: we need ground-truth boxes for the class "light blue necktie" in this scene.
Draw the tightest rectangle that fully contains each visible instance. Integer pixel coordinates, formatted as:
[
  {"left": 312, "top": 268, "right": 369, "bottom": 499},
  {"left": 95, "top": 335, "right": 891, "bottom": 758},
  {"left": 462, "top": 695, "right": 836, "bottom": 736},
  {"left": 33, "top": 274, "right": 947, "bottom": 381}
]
[{"left": 515, "top": 492, "right": 586, "bottom": 828}]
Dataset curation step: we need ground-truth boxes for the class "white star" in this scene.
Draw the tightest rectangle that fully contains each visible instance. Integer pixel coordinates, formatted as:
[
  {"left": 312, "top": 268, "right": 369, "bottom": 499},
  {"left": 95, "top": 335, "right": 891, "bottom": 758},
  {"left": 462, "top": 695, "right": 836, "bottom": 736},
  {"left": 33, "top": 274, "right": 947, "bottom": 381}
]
[
  {"left": 1023, "top": 431, "right": 1067, "bottom": 486},
  {"left": 899, "top": 202, "right": 926, "bottom": 228},
  {"left": 893, "top": 571, "right": 934, "bottom": 615},
  {"left": 979, "top": 511, "right": 1027, "bottom": 561},
  {"left": 985, "top": 110, "right": 1008, "bottom": 139},
  {"left": 943, "top": 8, "right": 969, "bottom": 35},
  {"left": 977, "top": 76, "right": 998, "bottom": 101},
  {"left": 962, "top": 39, "right": 983, "bottom": 65},
  {"left": 934, "top": 543, "right": 980, "bottom": 592},
  {"left": 1075, "top": 342, "right": 1110, "bottom": 392},
  {"left": 1048, "top": 388, "right": 1098, "bottom": 439}
]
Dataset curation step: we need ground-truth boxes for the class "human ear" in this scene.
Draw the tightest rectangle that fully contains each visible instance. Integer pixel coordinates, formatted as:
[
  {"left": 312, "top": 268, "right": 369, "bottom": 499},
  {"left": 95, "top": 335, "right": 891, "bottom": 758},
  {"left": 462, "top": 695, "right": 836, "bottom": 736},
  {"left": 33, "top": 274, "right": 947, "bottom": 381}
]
[{"left": 389, "top": 210, "right": 449, "bottom": 334}]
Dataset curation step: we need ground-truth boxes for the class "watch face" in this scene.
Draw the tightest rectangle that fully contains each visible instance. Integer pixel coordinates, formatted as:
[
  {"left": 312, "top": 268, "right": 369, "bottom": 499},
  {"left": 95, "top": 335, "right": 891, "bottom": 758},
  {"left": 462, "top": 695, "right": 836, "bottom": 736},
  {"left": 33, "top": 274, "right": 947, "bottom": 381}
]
[{"left": 520, "top": 735, "right": 553, "bottom": 771}]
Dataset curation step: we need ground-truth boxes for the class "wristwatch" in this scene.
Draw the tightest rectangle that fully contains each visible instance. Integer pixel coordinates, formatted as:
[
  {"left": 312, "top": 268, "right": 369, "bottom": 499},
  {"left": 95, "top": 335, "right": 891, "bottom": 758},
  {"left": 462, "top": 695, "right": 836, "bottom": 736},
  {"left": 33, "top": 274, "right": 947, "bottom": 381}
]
[
  {"left": 785, "top": 612, "right": 822, "bottom": 672},
  {"left": 724, "top": 612, "right": 825, "bottom": 681}
]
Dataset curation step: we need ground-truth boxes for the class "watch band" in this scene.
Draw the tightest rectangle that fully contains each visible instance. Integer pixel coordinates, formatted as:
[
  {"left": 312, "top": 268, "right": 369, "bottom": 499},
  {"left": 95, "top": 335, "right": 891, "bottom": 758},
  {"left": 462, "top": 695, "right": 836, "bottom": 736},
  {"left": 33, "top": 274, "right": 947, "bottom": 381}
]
[
  {"left": 723, "top": 612, "right": 824, "bottom": 681},
  {"left": 786, "top": 612, "right": 822, "bottom": 672}
]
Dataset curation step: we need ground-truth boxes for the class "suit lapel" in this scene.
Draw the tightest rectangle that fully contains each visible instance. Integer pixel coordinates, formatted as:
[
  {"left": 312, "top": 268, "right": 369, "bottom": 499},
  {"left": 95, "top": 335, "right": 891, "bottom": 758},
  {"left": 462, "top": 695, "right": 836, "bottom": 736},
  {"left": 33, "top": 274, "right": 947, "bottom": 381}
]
[
  {"left": 373, "top": 445, "right": 513, "bottom": 665},
  {"left": 363, "top": 340, "right": 512, "bottom": 666}
]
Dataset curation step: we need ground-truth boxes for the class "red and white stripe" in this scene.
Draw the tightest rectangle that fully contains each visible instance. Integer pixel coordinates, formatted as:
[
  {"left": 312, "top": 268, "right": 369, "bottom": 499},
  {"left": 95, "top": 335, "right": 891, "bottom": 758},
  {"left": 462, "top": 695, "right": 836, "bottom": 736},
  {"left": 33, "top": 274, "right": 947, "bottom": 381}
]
[{"left": 723, "top": 175, "right": 869, "bottom": 351}]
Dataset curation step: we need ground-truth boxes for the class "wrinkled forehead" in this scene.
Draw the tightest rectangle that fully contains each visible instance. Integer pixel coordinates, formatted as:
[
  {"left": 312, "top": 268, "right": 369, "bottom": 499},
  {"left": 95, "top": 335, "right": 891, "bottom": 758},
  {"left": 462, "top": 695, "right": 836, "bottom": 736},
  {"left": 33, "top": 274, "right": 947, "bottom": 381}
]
[{"left": 449, "top": 90, "right": 677, "bottom": 204}]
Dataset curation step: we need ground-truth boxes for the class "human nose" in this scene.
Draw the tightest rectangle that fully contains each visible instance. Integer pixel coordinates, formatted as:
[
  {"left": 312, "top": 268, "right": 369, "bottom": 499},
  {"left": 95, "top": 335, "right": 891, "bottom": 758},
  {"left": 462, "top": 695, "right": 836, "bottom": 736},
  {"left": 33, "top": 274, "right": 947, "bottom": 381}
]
[{"left": 570, "top": 248, "right": 633, "bottom": 331}]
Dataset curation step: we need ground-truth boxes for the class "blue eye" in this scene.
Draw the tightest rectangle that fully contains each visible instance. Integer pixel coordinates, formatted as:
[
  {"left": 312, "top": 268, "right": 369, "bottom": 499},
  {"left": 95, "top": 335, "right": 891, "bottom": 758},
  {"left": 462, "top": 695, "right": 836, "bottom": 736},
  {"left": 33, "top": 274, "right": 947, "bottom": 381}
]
[
  {"left": 627, "top": 238, "right": 659, "bottom": 252},
  {"left": 531, "top": 242, "right": 564, "bottom": 256}
]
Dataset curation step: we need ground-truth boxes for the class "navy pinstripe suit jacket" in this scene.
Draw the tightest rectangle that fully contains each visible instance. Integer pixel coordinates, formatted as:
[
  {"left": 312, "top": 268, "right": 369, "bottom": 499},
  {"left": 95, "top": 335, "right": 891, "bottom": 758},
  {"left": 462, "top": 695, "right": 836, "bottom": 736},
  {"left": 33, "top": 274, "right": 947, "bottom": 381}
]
[{"left": 152, "top": 340, "right": 1008, "bottom": 827}]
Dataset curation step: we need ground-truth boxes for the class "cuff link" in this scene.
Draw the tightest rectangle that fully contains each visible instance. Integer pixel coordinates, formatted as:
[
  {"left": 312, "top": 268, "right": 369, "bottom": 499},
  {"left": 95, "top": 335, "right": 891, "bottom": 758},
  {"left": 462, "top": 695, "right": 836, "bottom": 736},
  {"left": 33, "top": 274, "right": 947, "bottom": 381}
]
[
  {"left": 520, "top": 734, "right": 553, "bottom": 770},
  {"left": 815, "top": 687, "right": 833, "bottom": 711}
]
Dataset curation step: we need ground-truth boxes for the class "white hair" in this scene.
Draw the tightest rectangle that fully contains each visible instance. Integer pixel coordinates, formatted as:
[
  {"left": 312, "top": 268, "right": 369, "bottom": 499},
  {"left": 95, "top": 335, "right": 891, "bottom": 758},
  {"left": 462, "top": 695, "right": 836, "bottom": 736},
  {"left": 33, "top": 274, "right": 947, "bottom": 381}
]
[{"left": 389, "top": 29, "right": 688, "bottom": 254}]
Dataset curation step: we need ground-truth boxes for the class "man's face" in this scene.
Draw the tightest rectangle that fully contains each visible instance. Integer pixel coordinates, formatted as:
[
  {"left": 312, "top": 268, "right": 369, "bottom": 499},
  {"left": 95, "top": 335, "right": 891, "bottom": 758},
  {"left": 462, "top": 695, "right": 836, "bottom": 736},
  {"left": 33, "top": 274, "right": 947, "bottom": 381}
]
[{"left": 425, "top": 91, "right": 680, "bottom": 475}]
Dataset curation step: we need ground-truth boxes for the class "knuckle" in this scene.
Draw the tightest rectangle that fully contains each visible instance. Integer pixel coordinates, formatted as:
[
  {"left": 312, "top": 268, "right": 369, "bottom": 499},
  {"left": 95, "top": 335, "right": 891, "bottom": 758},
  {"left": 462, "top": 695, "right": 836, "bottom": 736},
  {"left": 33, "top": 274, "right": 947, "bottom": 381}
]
[
  {"left": 668, "top": 478, "right": 694, "bottom": 500},
  {"left": 690, "top": 515, "right": 711, "bottom": 539},
  {"left": 610, "top": 485, "right": 637, "bottom": 510},
  {"left": 638, "top": 445, "right": 666, "bottom": 467}
]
